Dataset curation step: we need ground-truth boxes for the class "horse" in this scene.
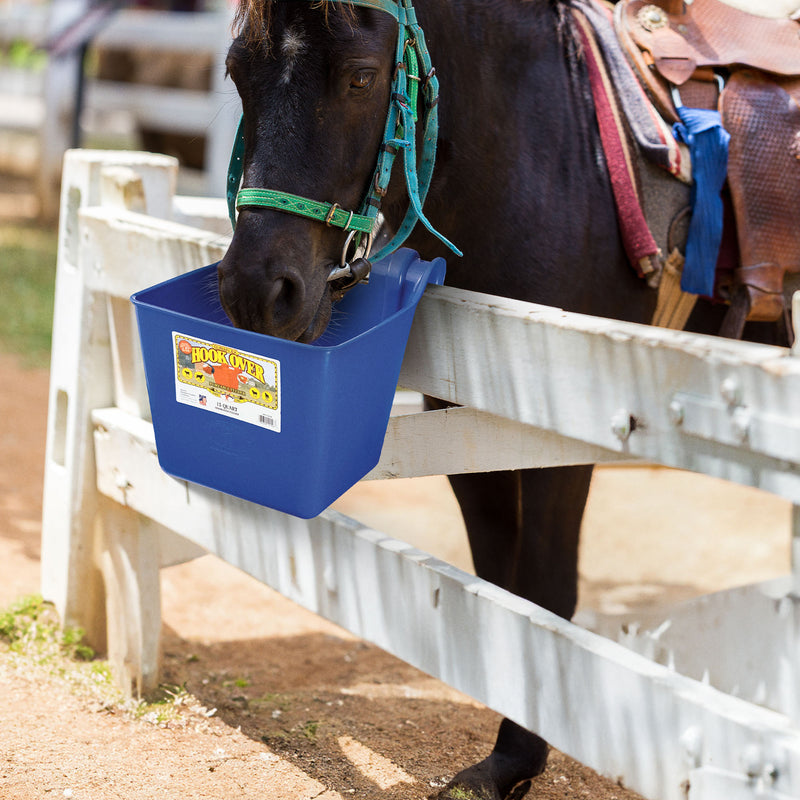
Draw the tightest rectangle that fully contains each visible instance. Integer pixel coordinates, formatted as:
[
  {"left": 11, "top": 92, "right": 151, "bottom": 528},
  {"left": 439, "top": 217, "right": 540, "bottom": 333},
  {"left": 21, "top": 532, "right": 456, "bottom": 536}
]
[{"left": 216, "top": 1, "right": 793, "bottom": 798}]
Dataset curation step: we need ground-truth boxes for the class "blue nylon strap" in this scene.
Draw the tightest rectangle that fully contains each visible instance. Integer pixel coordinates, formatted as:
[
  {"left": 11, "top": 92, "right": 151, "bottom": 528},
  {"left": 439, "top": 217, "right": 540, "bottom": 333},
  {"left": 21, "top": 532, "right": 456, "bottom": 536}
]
[
  {"left": 370, "top": 87, "right": 462, "bottom": 260},
  {"left": 398, "top": 100, "right": 461, "bottom": 255},
  {"left": 367, "top": 0, "right": 461, "bottom": 259},
  {"left": 310, "top": 0, "right": 401, "bottom": 18},
  {"left": 672, "top": 105, "right": 730, "bottom": 297}
]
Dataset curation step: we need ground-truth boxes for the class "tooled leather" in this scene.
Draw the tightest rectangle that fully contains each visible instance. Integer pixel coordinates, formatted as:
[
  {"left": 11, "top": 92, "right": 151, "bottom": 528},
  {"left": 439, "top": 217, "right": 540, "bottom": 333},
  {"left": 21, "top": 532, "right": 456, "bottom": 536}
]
[
  {"left": 623, "top": 0, "right": 800, "bottom": 85},
  {"left": 721, "top": 71, "right": 800, "bottom": 320}
]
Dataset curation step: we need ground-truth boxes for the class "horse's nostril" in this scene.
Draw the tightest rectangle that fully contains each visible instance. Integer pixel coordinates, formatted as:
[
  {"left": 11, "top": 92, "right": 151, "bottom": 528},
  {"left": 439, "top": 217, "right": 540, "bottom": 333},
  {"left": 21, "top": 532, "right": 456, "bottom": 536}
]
[
  {"left": 265, "top": 275, "right": 289, "bottom": 307},
  {"left": 264, "top": 269, "right": 307, "bottom": 333}
]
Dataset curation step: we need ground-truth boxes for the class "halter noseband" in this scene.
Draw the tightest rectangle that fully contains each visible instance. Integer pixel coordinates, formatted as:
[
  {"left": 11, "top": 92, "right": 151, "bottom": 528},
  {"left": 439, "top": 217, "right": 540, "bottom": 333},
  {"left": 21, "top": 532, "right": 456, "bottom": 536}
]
[{"left": 226, "top": 0, "right": 462, "bottom": 286}]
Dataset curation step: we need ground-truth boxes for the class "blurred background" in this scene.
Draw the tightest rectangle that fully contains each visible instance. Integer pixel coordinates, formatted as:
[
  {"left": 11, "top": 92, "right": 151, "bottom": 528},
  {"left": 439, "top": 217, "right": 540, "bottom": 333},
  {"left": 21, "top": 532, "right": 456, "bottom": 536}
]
[{"left": 0, "top": 0, "right": 240, "bottom": 364}]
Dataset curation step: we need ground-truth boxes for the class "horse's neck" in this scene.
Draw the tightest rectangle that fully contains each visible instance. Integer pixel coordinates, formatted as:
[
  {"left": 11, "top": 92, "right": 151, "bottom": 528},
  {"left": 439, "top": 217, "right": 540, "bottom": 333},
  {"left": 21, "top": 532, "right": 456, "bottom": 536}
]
[
  {"left": 419, "top": 1, "right": 582, "bottom": 126},
  {"left": 411, "top": 0, "right": 602, "bottom": 216},
  {"left": 398, "top": 0, "right": 630, "bottom": 312}
]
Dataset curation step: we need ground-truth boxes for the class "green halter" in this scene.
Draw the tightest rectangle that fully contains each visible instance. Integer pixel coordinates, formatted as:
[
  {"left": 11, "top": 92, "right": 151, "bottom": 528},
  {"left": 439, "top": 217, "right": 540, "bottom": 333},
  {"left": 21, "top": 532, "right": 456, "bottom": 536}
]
[{"left": 226, "top": 0, "right": 462, "bottom": 273}]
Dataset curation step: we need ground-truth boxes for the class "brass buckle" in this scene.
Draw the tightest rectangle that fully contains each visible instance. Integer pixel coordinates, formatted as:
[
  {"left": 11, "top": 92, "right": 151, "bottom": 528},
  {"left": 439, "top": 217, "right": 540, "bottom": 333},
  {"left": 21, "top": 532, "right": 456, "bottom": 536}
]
[{"left": 324, "top": 203, "right": 341, "bottom": 226}]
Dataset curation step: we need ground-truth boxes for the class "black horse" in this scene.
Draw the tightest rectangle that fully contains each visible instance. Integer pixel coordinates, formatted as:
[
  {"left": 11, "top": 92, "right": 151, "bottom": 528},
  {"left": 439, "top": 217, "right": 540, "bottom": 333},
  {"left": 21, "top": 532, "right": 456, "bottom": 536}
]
[{"left": 216, "top": 2, "right": 786, "bottom": 798}]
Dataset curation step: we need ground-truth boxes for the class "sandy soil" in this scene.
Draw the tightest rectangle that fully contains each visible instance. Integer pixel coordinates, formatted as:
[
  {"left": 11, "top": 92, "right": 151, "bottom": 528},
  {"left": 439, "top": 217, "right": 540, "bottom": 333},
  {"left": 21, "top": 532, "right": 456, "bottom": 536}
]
[{"left": 0, "top": 342, "right": 793, "bottom": 800}]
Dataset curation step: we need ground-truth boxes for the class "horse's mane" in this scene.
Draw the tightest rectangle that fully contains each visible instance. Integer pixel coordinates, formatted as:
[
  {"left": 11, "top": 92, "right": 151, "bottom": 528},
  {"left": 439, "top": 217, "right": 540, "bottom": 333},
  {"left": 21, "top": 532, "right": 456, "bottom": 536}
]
[{"left": 233, "top": 0, "right": 575, "bottom": 47}]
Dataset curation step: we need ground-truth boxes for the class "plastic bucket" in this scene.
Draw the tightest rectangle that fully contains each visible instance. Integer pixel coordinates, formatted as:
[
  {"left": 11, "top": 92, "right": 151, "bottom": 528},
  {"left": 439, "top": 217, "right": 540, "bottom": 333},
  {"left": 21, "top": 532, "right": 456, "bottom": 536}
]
[{"left": 131, "top": 248, "right": 445, "bottom": 518}]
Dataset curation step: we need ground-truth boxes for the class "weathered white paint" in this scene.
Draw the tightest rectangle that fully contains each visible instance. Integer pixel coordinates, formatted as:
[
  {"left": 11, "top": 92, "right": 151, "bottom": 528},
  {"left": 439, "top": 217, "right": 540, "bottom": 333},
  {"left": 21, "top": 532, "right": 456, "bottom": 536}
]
[
  {"left": 40, "top": 150, "right": 209, "bottom": 676},
  {"left": 399, "top": 287, "right": 800, "bottom": 502},
  {"left": 578, "top": 576, "right": 800, "bottom": 719},
  {"left": 89, "top": 406, "right": 800, "bottom": 800},
  {"left": 41, "top": 150, "right": 800, "bottom": 800},
  {"left": 367, "top": 405, "right": 631, "bottom": 479},
  {"left": 71, "top": 204, "right": 800, "bottom": 494},
  {"left": 41, "top": 150, "right": 178, "bottom": 653},
  {"left": 88, "top": 406, "right": 800, "bottom": 800}
]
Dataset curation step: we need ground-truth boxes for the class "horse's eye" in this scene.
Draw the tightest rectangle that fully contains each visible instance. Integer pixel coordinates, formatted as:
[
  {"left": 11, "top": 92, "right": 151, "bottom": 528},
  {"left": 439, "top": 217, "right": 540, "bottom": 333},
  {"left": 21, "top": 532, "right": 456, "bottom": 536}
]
[{"left": 350, "top": 69, "right": 376, "bottom": 90}]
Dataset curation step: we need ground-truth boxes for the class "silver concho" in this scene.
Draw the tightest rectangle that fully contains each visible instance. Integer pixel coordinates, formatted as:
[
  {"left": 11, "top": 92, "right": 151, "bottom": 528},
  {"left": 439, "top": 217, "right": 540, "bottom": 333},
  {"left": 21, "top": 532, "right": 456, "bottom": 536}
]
[{"left": 638, "top": 4, "right": 669, "bottom": 31}]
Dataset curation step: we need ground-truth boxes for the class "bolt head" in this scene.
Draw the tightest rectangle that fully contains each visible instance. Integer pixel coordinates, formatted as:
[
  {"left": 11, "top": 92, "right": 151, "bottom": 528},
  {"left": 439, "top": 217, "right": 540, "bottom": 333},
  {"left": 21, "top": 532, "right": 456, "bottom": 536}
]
[
  {"left": 720, "top": 377, "right": 742, "bottom": 407},
  {"left": 763, "top": 762, "right": 778, "bottom": 785},
  {"left": 611, "top": 410, "right": 632, "bottom": 441},
  {"left": 731, "top": 407, "right": 751, "bottom": 444},
  {"left": 680, "top": 726, "right": 703, "bottom": 768},
  {"left": 668, "top": 399, "right": 684, "bottom": 426},
  {"left": 742, "top": 744, "right": 763, "bottom": 779}
]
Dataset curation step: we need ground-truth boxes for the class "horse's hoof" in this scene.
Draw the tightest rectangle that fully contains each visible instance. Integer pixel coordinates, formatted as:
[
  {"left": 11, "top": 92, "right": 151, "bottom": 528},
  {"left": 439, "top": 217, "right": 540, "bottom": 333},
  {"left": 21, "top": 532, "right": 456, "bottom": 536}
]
[
  {"left": 507, "top": 780, "right": 533, "bottom": 800},
  {"left": 428, "top": 777, "right": 532, "bottom": 800}
]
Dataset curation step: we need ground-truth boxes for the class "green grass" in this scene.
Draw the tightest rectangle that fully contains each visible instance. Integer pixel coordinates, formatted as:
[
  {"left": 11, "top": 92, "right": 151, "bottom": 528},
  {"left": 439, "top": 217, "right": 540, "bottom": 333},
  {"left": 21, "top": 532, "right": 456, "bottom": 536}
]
[
  {"left": 1, "top": 40, "right": 46, "bottom": 70},
  {"left": 0, "top": 594, "right": 208, "bottom": 724},
  {"left": 0, "top": 594, "right": 94, "bottom": 662},
  {"left": 0, "top": 222, "right": 58, "bottom": 366},
  {"left": 300, "top": 720, "right": 321, "bottom": 742}
]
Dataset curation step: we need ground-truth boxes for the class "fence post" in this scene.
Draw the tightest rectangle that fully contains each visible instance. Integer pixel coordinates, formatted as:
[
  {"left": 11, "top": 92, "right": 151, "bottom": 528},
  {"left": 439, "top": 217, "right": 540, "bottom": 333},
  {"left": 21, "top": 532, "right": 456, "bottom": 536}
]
[
  {"left": 40, "top": 149, "right": 178, "bottom": 679},
  {"left": 36, "top": 1, "right": 87, "bottom": 220},
  {"left": 97, "top": 500, "right": 163, "bottom": 696}
]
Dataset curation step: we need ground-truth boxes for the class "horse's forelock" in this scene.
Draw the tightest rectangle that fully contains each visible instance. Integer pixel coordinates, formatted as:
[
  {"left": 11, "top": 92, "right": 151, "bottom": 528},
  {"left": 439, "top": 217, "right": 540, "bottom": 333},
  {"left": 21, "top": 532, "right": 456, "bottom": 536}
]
[
  {"left": 232, "top": 0, "right": 271, "bottom": 47},
  {"left": 233, "top": 0, "right": 357, "bottom": 49}
]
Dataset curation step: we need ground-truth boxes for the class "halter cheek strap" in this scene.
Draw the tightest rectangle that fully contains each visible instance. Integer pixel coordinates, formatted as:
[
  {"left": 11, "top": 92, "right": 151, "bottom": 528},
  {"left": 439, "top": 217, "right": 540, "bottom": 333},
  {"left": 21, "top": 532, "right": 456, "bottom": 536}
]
[{"left": 226, "top": 0, "right": 462, "bottom": 269}]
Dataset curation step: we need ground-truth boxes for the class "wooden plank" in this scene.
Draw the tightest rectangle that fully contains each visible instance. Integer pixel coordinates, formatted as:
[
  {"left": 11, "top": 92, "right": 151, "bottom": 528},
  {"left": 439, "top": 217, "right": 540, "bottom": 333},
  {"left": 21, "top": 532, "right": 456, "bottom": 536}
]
[
  {"left": 79, "top": 207, "right": 229, "bottom": 298},
  {"left": 399, "top": 286, "right": 800, "bottom": 502},
  {"left": 93, "top": 8, "right": 232, "bottom": 52},
  {"left": 91, "top": 405, "right": 800, "bottom": 800},
  {"left": 366, "top": 406, "right": 630, "bottom": 479},
  {"left": 688, "top": 767, "right": 794, "bottom": 800},
  {"left": 579, "top": 577, "right": 800, "bottom": 721},
  {"left": 84, "top": 83, "right": 218, "bottom": 134},
  {"left": 77, "top": 206, "right": 800, "bottom": 495},
  {"left": 96, "top": 499, "right": 162, "bottom": 697},
  {"left": 170, "top": 195, "right": 231, "bottom": 236}
]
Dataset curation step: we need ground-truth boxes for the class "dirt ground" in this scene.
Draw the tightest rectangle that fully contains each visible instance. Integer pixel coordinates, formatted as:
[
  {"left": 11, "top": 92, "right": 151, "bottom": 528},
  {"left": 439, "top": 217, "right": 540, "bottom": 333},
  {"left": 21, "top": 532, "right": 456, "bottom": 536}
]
[{"left": 0, "top": 344, "right": 793, "bottom": 800}]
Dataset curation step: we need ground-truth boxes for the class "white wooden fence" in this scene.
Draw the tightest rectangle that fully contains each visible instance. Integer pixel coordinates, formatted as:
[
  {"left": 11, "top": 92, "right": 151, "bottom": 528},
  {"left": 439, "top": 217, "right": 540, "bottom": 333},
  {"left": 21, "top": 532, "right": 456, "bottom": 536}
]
[
  {"left": 0, "top": 2, "right": 239, "bottom": 217},
  {"left": 41, "top": 149, "right": 800, "bottom": 800}
]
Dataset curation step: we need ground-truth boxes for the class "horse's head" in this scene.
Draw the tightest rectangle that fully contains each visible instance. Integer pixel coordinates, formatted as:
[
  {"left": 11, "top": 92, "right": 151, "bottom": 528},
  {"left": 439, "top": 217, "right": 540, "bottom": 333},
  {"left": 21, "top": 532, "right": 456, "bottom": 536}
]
[{"left": 218, "top": 2, "right": 400, "bottom": 342}]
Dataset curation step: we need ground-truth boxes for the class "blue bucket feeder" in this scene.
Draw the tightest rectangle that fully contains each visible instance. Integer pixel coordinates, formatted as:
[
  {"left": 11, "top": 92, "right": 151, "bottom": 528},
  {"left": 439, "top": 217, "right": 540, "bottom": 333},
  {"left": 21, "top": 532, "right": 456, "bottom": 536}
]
[{"left": 131, "top": 249, "right": 445, "bottom": 518}]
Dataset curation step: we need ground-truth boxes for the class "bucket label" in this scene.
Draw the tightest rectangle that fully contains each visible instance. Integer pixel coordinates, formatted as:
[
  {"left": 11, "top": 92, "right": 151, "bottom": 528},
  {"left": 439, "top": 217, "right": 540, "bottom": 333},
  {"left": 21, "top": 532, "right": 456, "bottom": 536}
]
[{"left": 172, "top": 332, "right": 281, "bottom": 432}]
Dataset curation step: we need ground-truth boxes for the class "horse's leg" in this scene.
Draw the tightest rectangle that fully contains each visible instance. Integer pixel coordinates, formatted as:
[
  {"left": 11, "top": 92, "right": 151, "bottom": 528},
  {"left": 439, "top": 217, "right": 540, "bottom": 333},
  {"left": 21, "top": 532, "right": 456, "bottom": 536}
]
[{"left": 432, "top": 465, "right": 592, "bottom": 800}]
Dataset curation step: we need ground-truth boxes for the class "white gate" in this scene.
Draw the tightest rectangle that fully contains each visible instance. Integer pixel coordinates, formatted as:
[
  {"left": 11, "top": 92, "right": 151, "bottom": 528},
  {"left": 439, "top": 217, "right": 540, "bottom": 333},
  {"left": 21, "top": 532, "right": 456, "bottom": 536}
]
[{"left": 41, "top": 149, "right": 800, "bottom": 800}]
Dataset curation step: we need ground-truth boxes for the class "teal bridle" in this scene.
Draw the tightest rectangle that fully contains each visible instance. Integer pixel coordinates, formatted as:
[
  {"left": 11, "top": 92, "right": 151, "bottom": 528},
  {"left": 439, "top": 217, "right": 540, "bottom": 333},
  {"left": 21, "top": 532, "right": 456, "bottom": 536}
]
[{"left": 225, "top": 0, "right": 462, "bottom": 285}]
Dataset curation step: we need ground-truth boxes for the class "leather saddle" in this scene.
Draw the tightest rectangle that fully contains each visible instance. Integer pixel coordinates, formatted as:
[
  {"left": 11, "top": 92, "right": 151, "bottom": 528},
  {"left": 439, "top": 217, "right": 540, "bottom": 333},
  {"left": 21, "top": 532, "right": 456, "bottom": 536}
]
[{"left": 616, "top": 0, "right": 800, "bottom": 331}]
